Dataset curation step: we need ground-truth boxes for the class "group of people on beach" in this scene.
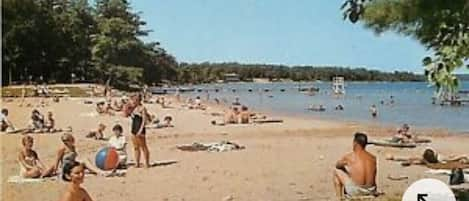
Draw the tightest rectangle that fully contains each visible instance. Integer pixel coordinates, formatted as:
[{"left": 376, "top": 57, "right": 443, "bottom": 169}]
[{"left": 3, "top": 91, "right": 155, "bottom": 201}]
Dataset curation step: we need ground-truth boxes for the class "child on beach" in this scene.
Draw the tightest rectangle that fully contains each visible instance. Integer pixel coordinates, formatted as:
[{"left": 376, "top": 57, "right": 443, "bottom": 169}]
[
  {"left": 43, "top": 111, "right": 56, "bottom": 132},
  {"left": 108, "top": 124, "right": 127, "bottom": 168},
  {"left": 50, "top": 133, "right": 109, "bottom": 177},
  {"left": 86, "top": 123, "right": 106, "bottom": 140},
  {"left": 239, "top": 106, "right": 251, "bottom": 124},
  {"left": 391, "top": 124, "right": 412, "bottom": 143},
  {"left": 59, "top": 161, "right": 93, "bottom": 201},
  {"left": 29, "top": 109, "right": 45, "bottom": 132},
  {"left": 1, "top": 108, "right": 15, "bottom": 132},
  {"left": 17, "top": 135, "right": 54, "bottom": 178}
]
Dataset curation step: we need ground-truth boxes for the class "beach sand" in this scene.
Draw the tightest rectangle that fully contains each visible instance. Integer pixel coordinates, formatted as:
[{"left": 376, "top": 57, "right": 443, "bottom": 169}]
[{"left": 1, "top": 96, "right": 468, "bottom": 201}]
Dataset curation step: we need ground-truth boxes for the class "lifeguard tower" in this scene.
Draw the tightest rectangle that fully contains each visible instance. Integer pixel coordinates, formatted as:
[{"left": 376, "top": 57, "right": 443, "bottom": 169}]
[{"left": 332, "top": 76, "right": 345, "bottom": 95}]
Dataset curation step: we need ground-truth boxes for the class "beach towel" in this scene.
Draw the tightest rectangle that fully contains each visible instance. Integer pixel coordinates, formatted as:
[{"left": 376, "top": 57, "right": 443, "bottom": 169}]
[
  {"left": 252, "top": 119, "right": 284, "bottom": 124},
  {"left": 425, "top": 169, "right": 469, "bottom": 183},
  {"left": 7, "top": 175, "right": 55, "bottom": 184},
  {"left": 177, "top": 141, "right": 245, "bottom": 152}
]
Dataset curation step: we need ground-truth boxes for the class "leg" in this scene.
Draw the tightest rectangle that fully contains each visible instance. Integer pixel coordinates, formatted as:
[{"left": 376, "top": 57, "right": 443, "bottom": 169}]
[
  {"left": 23, "top": 167, "right": 42, "bottom": 178},
  {"left": 131, "top": 135, "right": 141, "bottom": 168},
  {"left": 139, "top": 135, "right": 150, "bottom": 168},
  {"left": 80, "top": 158, "right": 108, "bottom": 176},
  {"left": 333, "top": 168, "right": 350, "bottom": 199},
  {"left": 41, "top": 165, "right": 57, "bottom": 178}
]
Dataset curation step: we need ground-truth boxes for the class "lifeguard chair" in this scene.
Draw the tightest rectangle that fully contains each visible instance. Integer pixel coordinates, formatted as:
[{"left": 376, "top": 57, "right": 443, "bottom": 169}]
[{"left": 332, "top": 76, "right": 345, "bottom": 95}]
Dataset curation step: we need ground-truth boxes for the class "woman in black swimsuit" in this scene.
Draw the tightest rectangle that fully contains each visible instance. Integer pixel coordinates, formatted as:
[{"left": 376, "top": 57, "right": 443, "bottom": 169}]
[{"left": 130, "top": 94, "right": 150, "bottom": 168}]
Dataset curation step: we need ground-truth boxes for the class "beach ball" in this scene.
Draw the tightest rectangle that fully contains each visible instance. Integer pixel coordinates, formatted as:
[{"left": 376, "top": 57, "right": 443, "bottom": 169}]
[{"left": 95, "top": 147, "right": 119, "bottom": 170}]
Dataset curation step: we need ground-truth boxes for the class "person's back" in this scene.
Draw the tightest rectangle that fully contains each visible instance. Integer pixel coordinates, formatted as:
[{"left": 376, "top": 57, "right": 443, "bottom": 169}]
[{"left": 347, "top": 150, "right": 376, "bottom": 188}]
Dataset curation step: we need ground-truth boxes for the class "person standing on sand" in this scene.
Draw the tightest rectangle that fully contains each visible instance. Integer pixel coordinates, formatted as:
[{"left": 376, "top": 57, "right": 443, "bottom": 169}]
[
  {"left": 333, "top": 132, "right": 377, "bottom": 199},
  {"left": 59, "top": 161, "right": 93, "bottom": 201},
  {"left": 369, "top": 105, "right": 378, "bottom": 118},
  {"left": 130, "top": 94, "right": 151, "bottom": 168}
]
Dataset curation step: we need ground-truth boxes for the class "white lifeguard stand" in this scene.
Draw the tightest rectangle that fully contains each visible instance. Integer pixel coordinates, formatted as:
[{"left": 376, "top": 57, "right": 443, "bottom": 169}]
[{"left": 332, "top": 76, "right": 345, "bottom": 95}]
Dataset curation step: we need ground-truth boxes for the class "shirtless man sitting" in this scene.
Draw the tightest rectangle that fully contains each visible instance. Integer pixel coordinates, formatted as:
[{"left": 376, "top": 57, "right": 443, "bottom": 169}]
[{"left": 333, "top": 132, "right": 377, "bottom": 199}]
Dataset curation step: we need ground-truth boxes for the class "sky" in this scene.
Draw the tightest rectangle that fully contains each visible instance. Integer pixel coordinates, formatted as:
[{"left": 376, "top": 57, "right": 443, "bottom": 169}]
[{"left": 129, "top": 0, "right": 433, "bottom": 73}]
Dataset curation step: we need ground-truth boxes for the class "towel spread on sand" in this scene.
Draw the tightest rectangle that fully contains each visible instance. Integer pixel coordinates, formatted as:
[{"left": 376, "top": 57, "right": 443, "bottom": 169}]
[
  {"left": 7, "top": 176, "right": 53, "bottom": 184},
  {"left": 425, "top": 169, "right": 469, "bottom": 183},
  {"left": 177, "top": 141, "right": 245, "bottom": 152}
]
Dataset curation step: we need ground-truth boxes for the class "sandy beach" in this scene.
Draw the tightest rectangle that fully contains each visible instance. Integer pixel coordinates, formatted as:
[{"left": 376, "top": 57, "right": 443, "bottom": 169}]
[{"left": 1, "top": 96, "right": 468, "bottom": 201}]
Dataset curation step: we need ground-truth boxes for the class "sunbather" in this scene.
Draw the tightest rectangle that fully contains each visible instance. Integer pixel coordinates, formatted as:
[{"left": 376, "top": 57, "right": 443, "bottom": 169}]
[
  {"left": 333, "top": 132, "right": 377, "bottom": 199},
  {"left": 239, "top": 106, "right": 251, "bottom": 124},
  {"left": 108, "top": 124, "right": 127, "bottom": 169},
  {"left": 28, "top": 109, "right": 45, "bottom": 132},
  {"left": 49, "top": 133, "right": 109, "bottom": 177},
  {"left": 1, "top": 108, "right": 15, "bottom": 132},
  {"left": 17, "top": 135, "right": 55, "bottom": 178},
  {"left": 390, "top": 124, "right": 413, "bottom": 143},
  {"left": 386, "top": 148, "right": 469, "bottom": 165},
  {"left": 86, "top": 123, "right": 106, "bottom": 140}
]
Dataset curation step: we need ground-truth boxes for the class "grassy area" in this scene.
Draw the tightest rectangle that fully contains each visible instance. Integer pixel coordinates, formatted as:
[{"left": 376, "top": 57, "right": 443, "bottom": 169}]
[{"left": 1, "top": 86, "right": 90, "bottom": 97}]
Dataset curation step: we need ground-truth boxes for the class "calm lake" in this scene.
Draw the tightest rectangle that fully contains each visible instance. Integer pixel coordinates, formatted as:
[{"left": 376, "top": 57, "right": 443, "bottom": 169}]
[{"left": 185, "top": 81, "right": 469, "bottom": 132}]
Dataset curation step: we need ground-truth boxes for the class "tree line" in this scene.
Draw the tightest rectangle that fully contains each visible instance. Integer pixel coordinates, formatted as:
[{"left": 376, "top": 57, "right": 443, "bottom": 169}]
[
  {"left": 177, "top": 62, "right": 423, "bottom": 84},
  {"left": 2, "top": 0, "right": 177, "bottom": 89}
]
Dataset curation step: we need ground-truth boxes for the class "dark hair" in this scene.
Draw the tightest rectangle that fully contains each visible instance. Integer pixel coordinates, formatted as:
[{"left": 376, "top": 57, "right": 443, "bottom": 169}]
[
  {"left": 1, "top": 108, "right": 8, "bottom": 115},
  {"left": 353, "top": 132, "right": 368, "bottom": 148},
  {"left": 164, "top": 116, "right": 172, "bottom": 121},
  {"left": 112, "top": 124, "right": 123, "bottom": 132},
  {"left": 62, "top": 161, "right": 80, "bottom": 181},
  {"left": 241, "top": 106, "right": 248, "bottom": 111},
  {"left": 422, "top": 149, "right": 438, "bottom": 163}
]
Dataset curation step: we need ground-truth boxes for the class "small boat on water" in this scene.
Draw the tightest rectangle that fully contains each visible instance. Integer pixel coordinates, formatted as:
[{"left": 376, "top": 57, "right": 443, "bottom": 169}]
[{"left": 299, "top": 87, "right": 320, "bottom": 92}]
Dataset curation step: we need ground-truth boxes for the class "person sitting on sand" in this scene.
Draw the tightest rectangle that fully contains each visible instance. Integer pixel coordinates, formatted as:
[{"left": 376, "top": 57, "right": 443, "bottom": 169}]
[
  {"left": 1, "top": 108, "right": 15, "bottom": 132},
  {"left": 28, "top": 109, "right": 45, "bottom": 132},
  {"left": 59, "top": 161, "right": 94, "bottom": 201},
  {"left": 239, "top": 106, "right": 251, "bottom": 124},
  {"left": 386, "top": 148, "right": 469, "bottom": 166},
  {"left": 50, "top": 133, "right": 109, "bottom": 177},
  {"left": 108, "top": 124, "right": 127, "bottom": 169},
  {"left": 18, "top": 135, "right": 55, "bottom": 178},
  {"left": 333, "top": 132, "right": 377, "bottom": 199},
  {"left": 43, "top": 111, "right": 57, "bottom": 132},
  {"left": 86, "top": 123, "right": 106, "bottom": 140},
  {"left": 225, "top": 107, "right": 240, "bottom": 124},
  {"left": 390, "top": 124, "right": 412, "bottom": 143}
]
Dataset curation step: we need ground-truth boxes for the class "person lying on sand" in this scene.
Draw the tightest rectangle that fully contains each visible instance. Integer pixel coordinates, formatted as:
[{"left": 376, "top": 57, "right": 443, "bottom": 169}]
[
  {"left": 59, "top": 161, "right": 94, "bottom": 201},
  {"left": 386, "top": 148, "right": 469, "bottom": 166},
  {"left": 1, "top": 108, "right": 15, "bottom": 132},
  {"left": 86, "top": 123, "right": 106, "bottom": 140},
  {"left": 108, "top": 124, "right": 127, "bottom": 169},
  {"left": 18, "top": 135, "right": 55, "bottom": 178},
  {"left": 333, "top": 132, "right": 377, "bottom": 199},
  {"left": 49, "top": 133, "right": 110, "bottom": 177},
  {"left": 189, "top": 96, "right": 206, "bottom": 110}
]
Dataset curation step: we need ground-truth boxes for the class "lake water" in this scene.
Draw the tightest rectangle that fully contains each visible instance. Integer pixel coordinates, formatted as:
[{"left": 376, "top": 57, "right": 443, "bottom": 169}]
[{"left": 185, "top": 81, "right": 469, "bottom": 132}]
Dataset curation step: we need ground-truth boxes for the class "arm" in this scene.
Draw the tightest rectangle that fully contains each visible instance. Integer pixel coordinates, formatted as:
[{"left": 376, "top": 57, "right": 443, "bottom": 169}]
[
  {"left": 335, "top": 154, "right": 349, "bottom": 170},
  {"left": 53, "top": 148, "right": 65, "bottom": 171}
]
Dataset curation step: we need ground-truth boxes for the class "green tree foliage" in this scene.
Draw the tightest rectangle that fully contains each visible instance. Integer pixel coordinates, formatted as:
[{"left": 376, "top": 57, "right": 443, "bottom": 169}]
[
  {"left": 177, "top": 62, "right": 422, "bottom": 84},
  {"left": 2, "top": 0, "right": 176, "bottom": 88},
  {"left": 341, "top": 0, "right": 469, "bottom": 93}
]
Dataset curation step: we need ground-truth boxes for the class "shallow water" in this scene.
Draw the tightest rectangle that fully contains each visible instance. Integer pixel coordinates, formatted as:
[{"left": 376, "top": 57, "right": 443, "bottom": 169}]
[{"left": 185, "top": 81, "right": 469, "bottom": 132}]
